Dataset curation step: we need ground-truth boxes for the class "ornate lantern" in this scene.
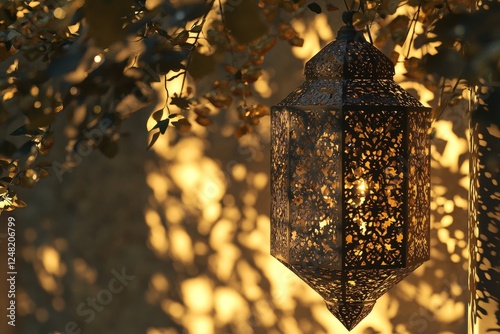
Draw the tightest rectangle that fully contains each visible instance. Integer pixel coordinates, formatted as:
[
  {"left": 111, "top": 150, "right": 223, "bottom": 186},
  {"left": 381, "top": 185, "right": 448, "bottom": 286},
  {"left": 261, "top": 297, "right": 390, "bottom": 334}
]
[{"left": 271, "top": 12, "right": 431, "bottom": 330}]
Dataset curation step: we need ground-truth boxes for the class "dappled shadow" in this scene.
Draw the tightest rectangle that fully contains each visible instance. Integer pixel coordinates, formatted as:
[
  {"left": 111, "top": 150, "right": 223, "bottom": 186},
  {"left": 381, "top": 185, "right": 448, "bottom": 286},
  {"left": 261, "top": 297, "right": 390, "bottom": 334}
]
[
  {"left": 468, "top": 86, "right": 500, "bottom": 333},
  {"left": 13, "top": 98, "right": 469, "bottom": 334}
]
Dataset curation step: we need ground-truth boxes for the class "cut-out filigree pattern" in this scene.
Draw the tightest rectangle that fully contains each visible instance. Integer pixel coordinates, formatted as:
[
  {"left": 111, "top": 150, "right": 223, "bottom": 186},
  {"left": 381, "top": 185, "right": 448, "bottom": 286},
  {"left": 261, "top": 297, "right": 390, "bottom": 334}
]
[
  {"left": 277, "top": 261, "right": 422, "bottom": 330},
  {"left": 343, "top": 109, "right": 405, "bottom": 268},
  {"left": 304, "top": 38, "right": 394, "bottom": 80},
  {"left": 277, "top": 79, "right": 425, "bottom": 108},
  {"left": 271, "top": 109, "right": 290, "bottom": 262},
  {"left": 271, "top": 25, "right": 432, "bottom": 331},
  {"left": 407, "top": 110, "right": 431, "bottom": 264},
  {"left": 289, "top": 109, "right": 342, "bottom": 268}
]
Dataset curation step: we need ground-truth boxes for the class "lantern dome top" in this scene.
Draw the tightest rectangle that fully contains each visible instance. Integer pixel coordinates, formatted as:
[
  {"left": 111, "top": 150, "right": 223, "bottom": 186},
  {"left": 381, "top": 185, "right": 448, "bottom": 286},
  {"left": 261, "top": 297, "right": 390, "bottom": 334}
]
[
  {"left": 275, "top": 13, "right": 427, "bottom": 109},
  {"left": 304, "top": 18, "right": 395, "bottom": 80}
]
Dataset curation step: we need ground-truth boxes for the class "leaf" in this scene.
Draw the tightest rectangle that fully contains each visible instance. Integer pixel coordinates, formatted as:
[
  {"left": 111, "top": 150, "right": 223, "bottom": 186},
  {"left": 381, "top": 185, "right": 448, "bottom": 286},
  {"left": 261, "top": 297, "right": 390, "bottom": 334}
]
[
  {"left": 352, "top": 11, "right": 364, "bottom": 27},
  {"left": 388, "top": 15, "right": 410, "bottom": 46},
  {"left": 326, "top": 4, "right": 339, "bottom": 11},
  {"left": 172, "top": 118, "right": 192, "bottom": 132},
  {"left": 404, "top": 57, "right": 425, "bottom": 80},
  {"left": 205, "top": 89, "right": 233, "bottom": 108},
  {"left": 84, "top": 0, "right": 135, "bottom": 48},
  {"left": 235, "top": 125, "right": 250, "bottom": 138},
  {"left": 47, "top": 39, "right": 87, "bottom": 77},
  {"left": 191, "top": 24, "right": 203, "bottom": 33},
  {"left": 15, "top": 199, "right": 27, "bottom": 208},
  {"left": 0, "top": 192, "right": 14, "bottom": 210},
  {"left": 187, "top": 51, "right": 216, "bottom": 80},
  {"left": 0, "top": 141, "right": 16, "bottom": 158},
  {"left": 170, "top": 96, "right": 190, "bottom": 109},
  {"left": 0, "top": 178, "right": 12, "bottom": 187},
  {"left": 0, "top": 101, "right": 9, "bottom": 125},
  {"left": 152, "top": 119, "right": 170, "bottom": 134},
  {"left": 40, "top": 132, "right": 55, "bottom": 156},
  {"left": 38, "top": 169, "right": 49, "bottom": 178},
  {"left": 289, "top": 37, "right": 304, "bottom": 47},
  {"left": 25, "top": 108, "right": 57, "bottom": 128},
  {"left": 179, "top": 43, "right": 195, "bottom": 52},
  {"left": 307, "top": 3, "right": 322, "bottom": 14},
  {"left": 278, "top": 24, "right": 295, "bottom": 42},
  {"left": 153, "top": 48, "right": 189, "bottom": 75},
  {"left": 224, "top": 0, "right": 268, "bottom": 44},
  {"left": 404, "top": 57, "right": 422, "bottom": 72},
  {"left": 195, "top": 115, "right": 212, "bottom": 126},
  {"left": 379, "top": 0, "right": 398, "bottom": 15},
  {"left": 70, "top": 6, "right": 85, "bottom": 25},
  {"left": 423, "top": 50, "right": 465, "bottom": 78},
  {"left": 172, "top": 30, "right": 189, "bottom": 45},
  {"left": 152, "top": 109, "right": 164, "bottom": 122},
  {"left": 390, "top": 51, "right": 400, "bottom": 65},
  {"left": 147, "top": 131, "right": 161, "bottom": 150},
  {"left": 12, "top": 141, "right": 36, "bottom": 159},
  {"left": 99, "top": 137, "right": 119, "bottom": 158},
  {"left": 10, "top": 125, "right": 44, "bottom": 136},
  {"left": 413, "top": 34, "right": 427, "bottom": 49},
  {"left": 194, "top": 106, "right": 211, "bottom": 116},
  {"left": 224, "top": 65, "right": 238, "bottom": 74}
]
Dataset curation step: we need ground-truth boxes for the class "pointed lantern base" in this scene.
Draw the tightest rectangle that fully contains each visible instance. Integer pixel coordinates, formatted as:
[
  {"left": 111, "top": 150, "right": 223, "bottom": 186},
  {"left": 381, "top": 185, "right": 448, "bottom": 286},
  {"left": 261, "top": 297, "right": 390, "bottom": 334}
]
[{"left": 325, "top": 301, "right": 376, "bottom": 331}]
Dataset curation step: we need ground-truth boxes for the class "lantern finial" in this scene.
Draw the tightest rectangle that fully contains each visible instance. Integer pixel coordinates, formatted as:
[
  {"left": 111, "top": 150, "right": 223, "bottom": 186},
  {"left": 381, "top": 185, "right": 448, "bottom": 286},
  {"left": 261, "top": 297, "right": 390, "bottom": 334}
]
[
  {"left": 337, "top": 11, "right": 362, "bottom": 41},
  {"left": 325, "top": 301, "right": 376, "bottom": 331},
  {"left": 341, "top": 10, "right": 356, "bottom": 25}
]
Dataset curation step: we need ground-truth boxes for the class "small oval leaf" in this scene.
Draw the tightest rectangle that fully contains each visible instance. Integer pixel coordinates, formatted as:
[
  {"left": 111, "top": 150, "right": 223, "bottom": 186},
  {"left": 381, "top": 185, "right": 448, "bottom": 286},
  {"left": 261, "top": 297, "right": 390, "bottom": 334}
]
[
  {"left": 147, "top": 132, "right": 161, "bottom": 150},
  {"left": 307, "top": 3, "right": 322, "bottom": 14}
]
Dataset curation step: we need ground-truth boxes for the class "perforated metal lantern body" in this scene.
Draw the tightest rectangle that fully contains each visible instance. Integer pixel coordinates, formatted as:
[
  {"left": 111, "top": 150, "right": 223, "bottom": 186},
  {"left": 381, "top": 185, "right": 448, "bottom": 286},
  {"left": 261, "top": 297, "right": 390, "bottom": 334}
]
[{"left": 270, "top": 23, "right": 431, "bottom": 331}]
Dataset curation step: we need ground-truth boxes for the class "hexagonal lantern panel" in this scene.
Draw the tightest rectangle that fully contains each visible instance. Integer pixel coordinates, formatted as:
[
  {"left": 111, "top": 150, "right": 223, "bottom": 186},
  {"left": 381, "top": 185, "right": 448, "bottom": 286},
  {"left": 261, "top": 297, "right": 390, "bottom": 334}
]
[{"left": 271, "top": 16, "right": 431, "bottom": 331}]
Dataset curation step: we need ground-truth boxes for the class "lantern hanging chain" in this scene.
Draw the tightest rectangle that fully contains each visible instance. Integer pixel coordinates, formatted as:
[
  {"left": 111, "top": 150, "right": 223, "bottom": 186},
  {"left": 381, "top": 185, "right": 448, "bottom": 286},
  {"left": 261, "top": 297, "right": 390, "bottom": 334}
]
[
  {"left": 343, "top": 0, "right": 360, "bottom": 12},
  {"left": 405, "top": 3, "right": 421, "bottom": 59},
  {"left": 343, "top": 0, "right": 351, "bottom": 11}
]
